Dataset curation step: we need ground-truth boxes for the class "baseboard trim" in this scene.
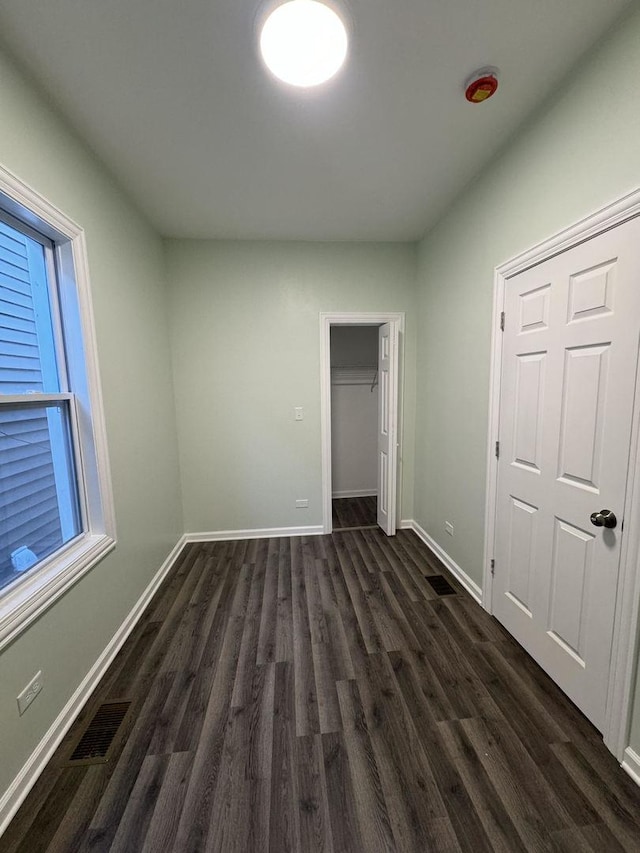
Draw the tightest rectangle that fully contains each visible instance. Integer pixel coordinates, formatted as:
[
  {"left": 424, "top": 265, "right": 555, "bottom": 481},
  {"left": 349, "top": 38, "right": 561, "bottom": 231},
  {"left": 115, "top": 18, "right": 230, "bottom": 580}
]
[
  {"left": 0, "top": 534, "right": 188, "bottom": 838},
  {"left": 622, "top": 747, "right": 640, "bottom": 788},
  {"left": 332, "top": 490, "right": 377, "bottom": 499},
  {"left": 184, "top": 525, "right": 324, "bottom": 543},
  {"left": 404, "top": 520, "right": 483, "bottom": 604}
]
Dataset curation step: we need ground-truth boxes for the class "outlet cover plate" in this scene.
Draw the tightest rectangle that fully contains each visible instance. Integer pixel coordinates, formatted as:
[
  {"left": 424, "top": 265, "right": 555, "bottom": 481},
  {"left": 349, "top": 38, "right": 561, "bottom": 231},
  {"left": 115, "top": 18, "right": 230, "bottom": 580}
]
[{"left": 17, "top": 670, "right": 43, "bottom": 716}]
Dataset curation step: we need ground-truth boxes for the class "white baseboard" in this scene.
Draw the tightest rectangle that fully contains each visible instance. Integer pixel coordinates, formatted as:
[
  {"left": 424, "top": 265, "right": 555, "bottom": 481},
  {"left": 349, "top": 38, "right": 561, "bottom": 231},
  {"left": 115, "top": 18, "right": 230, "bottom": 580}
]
[
  {"left": 0, "top": 534, "right": 187, "bottom": 838},
  {"left": 399, "top": 519, "right": 414, "bottom": 529},
  {"left": 184, "top": 525, "right": 324, "bottom": 543},
  {"left": 332, "top": 490, "right": 377, "bottom": 499},
  {"left": 403, "top": 520, "right": 483, "bottom": 605},
  {"left": 622, "top": 747, "right": 640, "bottom": 788}
]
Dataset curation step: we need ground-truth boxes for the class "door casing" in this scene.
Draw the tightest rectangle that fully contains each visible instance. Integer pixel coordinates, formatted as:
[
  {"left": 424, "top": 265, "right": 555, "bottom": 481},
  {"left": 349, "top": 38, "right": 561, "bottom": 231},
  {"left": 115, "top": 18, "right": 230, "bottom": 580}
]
[
  {"left": 320, "top": 312, "right": 405, "bottom": 535},
  {"left": 484, "top": 187, "right": 640, "bottom": 764}
]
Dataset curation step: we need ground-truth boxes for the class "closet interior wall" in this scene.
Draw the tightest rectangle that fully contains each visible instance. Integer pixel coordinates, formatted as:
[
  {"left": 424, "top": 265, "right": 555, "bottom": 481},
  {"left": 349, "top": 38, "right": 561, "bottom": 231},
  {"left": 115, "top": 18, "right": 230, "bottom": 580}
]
[{"left": 330, "top": 326, "right": 379, "bottom": 497}]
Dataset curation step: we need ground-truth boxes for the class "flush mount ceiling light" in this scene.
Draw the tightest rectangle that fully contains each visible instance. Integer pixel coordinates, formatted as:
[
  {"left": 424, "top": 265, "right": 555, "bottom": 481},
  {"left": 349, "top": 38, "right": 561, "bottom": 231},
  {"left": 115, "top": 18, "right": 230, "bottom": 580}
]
[{"left": 260, "top": 0, "right": 348, "bottom": 88}]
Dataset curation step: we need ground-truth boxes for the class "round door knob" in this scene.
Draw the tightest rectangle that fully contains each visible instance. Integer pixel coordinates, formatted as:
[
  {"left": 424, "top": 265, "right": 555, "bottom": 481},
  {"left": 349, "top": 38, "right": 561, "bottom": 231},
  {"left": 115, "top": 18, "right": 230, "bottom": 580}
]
[{"left": 590, "top": 510, "right": 617, "bottom": 529}]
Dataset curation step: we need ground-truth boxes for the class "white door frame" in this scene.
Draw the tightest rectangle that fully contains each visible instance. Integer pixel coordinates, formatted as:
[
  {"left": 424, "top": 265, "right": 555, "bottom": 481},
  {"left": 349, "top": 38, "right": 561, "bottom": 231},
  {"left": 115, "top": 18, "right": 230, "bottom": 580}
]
[
  {"left": 320, "top": 312, "right": 405, "bottom": 535},
  {"left": 483, "top": 187, "right": 640, "bottom": 763}
]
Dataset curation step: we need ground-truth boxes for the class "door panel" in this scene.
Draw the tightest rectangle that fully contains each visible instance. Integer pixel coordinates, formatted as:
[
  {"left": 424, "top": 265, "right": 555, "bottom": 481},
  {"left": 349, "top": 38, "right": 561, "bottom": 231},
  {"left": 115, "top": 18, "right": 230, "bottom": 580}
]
[
  {"left": 513, "top": 351, "right": 546, "bottom": 471},
  {"left": 493, "top": 216, "right": 640, "bottom": 730},
  {"left": 505, "top": 496, "right": 537, "bottom": 615},
  {"left": 378, "top": 449, "right": 388, "bottom": 515},
  {"left": 568, "top": 261, "right": 615, "bottom": 322},
  {"left": 547, "top": 518, "right": 593, "bottom": 663},
  {"left": 557, "top": 344, "right": 609, "bottom": 490},
  {"left": 519, "top": 282, "right": 551, "bottom": 332}
]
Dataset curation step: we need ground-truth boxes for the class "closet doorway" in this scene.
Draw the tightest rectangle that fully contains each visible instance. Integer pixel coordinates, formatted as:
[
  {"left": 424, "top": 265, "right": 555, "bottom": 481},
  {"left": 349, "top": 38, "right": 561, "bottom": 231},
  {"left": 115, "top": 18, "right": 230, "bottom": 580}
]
[
  {"left": 320, "top": 312, "right": 404, "bottom": 536},
  {"left": 330, "top": 325, "right": 379, "bottom": 529}
]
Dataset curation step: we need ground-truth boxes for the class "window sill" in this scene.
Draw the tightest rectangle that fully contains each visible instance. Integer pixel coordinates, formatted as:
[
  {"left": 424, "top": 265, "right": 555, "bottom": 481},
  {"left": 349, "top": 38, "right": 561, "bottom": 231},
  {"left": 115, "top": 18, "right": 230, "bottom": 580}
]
[{"left": 0, "top": 533, "right": 116, "bottom": 652}]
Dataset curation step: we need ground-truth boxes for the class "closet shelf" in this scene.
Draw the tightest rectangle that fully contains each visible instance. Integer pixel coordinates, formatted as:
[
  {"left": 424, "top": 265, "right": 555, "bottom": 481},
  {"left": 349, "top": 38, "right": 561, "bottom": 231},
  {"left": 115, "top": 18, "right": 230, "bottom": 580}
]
[{"left": 331, "top": 366, "right": 378, "bottom": 387}]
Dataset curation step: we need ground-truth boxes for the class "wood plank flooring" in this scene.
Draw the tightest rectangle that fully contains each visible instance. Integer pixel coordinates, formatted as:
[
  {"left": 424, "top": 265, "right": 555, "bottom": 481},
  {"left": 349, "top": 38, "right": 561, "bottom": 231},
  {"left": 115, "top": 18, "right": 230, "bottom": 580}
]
[
  {"left": 3, "top": 529, "right": 640, "bottom": 852},
  {"left": 332, "top": 495, "right": 377, "bottom": 529}
]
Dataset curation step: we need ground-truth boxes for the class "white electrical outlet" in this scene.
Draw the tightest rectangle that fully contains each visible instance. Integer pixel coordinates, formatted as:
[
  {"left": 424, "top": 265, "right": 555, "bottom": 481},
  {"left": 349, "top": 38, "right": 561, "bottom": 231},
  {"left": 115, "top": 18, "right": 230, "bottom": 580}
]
[
  {"left": 17, "top": 670, "right": 43, "bottom": 716},
  {"left": 294, "top": 407, "right": 304, "bottom": 421},
  {"left": 295, "top": 499, "right": 309, "bottom": 508},
  {"left": 445, "top": 521, "right": 454, "bottom": 536}
]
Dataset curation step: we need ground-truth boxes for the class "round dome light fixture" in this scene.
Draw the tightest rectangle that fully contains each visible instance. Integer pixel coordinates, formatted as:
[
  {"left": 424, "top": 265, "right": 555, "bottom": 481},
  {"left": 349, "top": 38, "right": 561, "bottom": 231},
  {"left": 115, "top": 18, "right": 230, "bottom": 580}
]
[{"left": 260, "top": 0, "right": 348, "bottom": 88}]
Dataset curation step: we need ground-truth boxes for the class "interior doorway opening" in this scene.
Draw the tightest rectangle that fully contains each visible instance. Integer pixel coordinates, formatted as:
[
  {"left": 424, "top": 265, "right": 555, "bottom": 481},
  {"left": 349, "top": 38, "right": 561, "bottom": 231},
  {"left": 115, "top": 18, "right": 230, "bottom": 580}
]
[
  {"left": 330, "top": 325, "right": 379, "bottom": 530},
  {"left": 320, "top": 312, "right": 404, "bottom": 536}
]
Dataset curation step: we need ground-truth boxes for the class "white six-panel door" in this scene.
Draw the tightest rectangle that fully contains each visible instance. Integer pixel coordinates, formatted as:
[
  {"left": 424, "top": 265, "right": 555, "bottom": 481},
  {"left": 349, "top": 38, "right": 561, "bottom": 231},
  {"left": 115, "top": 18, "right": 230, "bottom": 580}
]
[
  {"left": 376, "top": 322, "right": 398, "bottom": 536},
  {"left": 493, "top": 216, "right": 640, "bottom": 730}
]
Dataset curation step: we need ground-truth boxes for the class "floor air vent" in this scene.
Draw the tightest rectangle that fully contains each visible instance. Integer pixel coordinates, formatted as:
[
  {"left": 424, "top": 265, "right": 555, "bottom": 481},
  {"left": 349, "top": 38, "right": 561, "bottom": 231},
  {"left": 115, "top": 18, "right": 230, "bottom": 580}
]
[
  {"left": 67, "top": 701, "right": 130, "bottom": 765},
  {"left": 425, "top": 574, "right": 456, "bottom": 596}
]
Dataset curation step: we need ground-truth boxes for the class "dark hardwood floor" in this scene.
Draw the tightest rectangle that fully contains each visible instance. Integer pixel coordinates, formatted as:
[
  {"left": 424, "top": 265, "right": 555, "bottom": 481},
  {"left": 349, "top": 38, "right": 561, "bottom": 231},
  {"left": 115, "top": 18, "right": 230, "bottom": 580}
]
[
  {"left": 332, "top": 495, "right": 377, "bottom": 529},
  {"left": 3, "top": 529, "right": 640, "bottom": 852}
]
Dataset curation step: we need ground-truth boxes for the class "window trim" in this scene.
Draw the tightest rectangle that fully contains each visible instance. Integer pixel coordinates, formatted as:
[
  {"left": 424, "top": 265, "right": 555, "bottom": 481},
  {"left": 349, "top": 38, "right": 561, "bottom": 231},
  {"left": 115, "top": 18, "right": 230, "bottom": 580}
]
[{"left": 0, "top": 165, "right": 116, "bottom": 651}]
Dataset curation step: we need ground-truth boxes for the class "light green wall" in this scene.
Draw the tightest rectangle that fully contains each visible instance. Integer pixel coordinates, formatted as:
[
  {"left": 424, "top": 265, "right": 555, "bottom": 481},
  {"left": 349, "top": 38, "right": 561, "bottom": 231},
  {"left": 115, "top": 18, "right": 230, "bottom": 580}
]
[
  {"left": 414, "top": 6, "right": 640, "bottom": 750},
  {"left": 0, "top": 49, "right": 182, "bottom": 797},
  {"left": 165, "top": 239, "right": 417, "bottom": 532}
]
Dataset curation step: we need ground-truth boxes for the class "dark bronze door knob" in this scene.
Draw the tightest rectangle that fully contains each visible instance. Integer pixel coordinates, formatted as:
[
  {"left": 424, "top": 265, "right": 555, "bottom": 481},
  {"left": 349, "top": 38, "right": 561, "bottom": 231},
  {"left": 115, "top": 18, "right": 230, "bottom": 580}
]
[{"left": 590, "top": 510, "right": 617, "bottom": 529}]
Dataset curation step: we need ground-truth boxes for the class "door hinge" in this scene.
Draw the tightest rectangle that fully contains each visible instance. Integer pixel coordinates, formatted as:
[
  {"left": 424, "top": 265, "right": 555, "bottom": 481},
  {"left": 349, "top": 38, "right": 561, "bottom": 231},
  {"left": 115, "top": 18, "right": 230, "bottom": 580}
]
[
  {"left": 495, "top": 440, "right": 500, "bottom": 459},
  {"left": 500, "top": 311, "right": 505, "bottom": 332},
  {"left": 490, "top": 559, "right": 495, "bottom": 576}
]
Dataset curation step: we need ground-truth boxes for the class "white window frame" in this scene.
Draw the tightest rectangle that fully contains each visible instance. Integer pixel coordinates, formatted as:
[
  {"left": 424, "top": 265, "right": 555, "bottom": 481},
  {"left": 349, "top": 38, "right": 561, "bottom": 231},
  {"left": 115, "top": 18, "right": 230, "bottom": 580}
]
[{"left": 0, "top": 164, "right": 116, "bottom": 651}]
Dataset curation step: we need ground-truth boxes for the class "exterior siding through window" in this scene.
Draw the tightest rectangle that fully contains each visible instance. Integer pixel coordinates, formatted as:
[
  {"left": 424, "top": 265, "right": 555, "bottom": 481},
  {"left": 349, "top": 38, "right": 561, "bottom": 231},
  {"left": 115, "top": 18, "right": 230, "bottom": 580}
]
[{"left": 0, "top": 220, "right": 62, "bottom": 582}]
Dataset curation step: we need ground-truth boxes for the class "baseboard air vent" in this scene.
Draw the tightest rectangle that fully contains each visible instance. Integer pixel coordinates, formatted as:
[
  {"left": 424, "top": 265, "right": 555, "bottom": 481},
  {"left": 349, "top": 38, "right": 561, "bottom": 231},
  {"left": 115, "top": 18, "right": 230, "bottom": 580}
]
[
  {"left": 66, "top": 701, "right": 131, "bottom": 765},
  {"left": 425, "top": 574, "right": 457, "bottom": 596}
]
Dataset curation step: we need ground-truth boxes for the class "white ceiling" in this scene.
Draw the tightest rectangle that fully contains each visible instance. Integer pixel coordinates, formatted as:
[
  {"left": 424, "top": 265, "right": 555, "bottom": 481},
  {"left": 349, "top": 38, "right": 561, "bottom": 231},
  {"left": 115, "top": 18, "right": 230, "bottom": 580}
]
[{"left": 0, "top": 0, "right": 633, "bottom": 241}]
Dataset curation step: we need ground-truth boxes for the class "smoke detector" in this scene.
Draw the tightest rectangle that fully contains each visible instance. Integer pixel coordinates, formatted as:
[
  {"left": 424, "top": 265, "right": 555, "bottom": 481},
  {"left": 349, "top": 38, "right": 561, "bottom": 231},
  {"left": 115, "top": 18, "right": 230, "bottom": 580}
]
[{"left": 465, "top": 68, "right": 500, "bottom": 103}]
